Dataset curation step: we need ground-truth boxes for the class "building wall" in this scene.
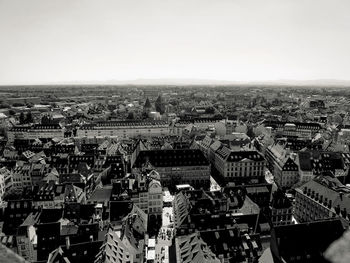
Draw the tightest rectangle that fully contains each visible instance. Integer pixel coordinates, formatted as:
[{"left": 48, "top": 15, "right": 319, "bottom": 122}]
[
  {"left": 77, "top": 125, "right": 170, "bottom": 139},
  {"left": 271, "top": 207, "right": 293, "bottom": 226},
  {"left": 16, "top": 226, "right": 37, "bottom": 262},
  {"left": 212, "top": 153, "right": 265, "bottom": 184},
  {"left": 27, "top": 129, "right": 64, "bottom": 139},
  {"left": 299, "top": 170, "right": 314, "bottom": 183},
  {"left": 148, "top": 180, "right": 162, "bottom": 215},
  {"left": 155, "top": 166, "right": 210, "bottom": 189},
  {"left": 8, "top": 129, "right": 64, "bottom": 143},
  {"left": 274, "top": 168, "right": 299, "bottom": 188},
  {"left": 0, "top": 174, "right": 5, "bottom": 205}
]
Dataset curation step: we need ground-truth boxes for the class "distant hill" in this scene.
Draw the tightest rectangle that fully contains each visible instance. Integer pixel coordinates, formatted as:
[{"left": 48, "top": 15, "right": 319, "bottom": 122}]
[{"left": 1, "top": 78, "right": 350, "bottom": 87}]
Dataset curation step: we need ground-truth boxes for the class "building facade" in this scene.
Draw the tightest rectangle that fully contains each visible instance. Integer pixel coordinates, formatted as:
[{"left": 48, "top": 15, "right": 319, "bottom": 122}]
[{"left": 77, "top": 120, "right": 170, "bottom": 139}]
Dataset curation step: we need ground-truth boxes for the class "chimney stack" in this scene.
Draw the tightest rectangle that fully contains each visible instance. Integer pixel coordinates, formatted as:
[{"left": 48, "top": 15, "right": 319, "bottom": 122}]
[{"left": 65, "top": 236, "right": 70, "bottom": 250}]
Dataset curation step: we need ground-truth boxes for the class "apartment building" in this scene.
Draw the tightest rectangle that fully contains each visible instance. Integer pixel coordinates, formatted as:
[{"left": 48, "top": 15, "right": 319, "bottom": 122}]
[
  {"left": 263, "top": 121, "right": 321, "bottom": 139},
  {"left": 132, "top": 148, "right": 210, "bottom": 189},
  {"left": 265, "top": 143, "right": 299, "bottom": 188},
  {"left": 209, "top": 141, "right": 265, "bottom": 185},
  {"left": 77, "top": 120, "right": 170, "bottom": 139},
  {"left": 294, "top": 175, "right": 350, "bottom": 225},
  {"left": 110, "top": 174, "right": 163, "bottom": 217}
]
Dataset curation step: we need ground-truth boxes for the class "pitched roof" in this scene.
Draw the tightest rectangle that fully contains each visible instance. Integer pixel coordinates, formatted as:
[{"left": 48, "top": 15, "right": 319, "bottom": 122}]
[
  {"left": 175, "top": 233, "right": 220, "bottom": 263},
  {"left": 272, "top": 219, "right": 344, "bottom": 262}
]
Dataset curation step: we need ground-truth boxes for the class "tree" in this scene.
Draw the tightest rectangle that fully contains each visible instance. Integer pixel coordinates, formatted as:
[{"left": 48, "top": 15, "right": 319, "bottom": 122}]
[
  {"left": 0, "top": 103, "right": 10, "bottom": 109},
  {"left": 144, "top": 97, "right": 151, "bottom": 109},
  {"left": 205, "top": 107, "right": 215, "bottom": 114},
  {"left": 26, "top": 102, "right": 34, "bottom": 108},
  {"left": 142, "top": 112, "right": 149, "bottom": 120},
  {"left": 155, "top": 95, "right": 165, "bottom": 114},
  {"left": 247, "top": 125, "right": 255, "bottom": 139},
  {"left": 26, "top": 111, "right": 33, "bottom": 123},
  {"left": 127, "top": 112, "right": 135, "bottom": 120},
  {"left": 19, "top": 112, "right": 25, "bottom": 124},
  {"left": 12, "top": 102, "right": 25, "bottom": 107}
]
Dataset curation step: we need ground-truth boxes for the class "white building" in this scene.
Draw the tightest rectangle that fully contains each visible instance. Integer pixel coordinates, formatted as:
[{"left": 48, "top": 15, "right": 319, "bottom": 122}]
[{"left": 77, "top": 120, "right": 170, "bottom": 139}]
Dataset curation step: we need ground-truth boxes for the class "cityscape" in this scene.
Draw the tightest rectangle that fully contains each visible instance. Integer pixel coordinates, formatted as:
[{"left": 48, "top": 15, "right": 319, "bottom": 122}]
[
  {"left": 0, "top": 85, "right": 349, "bottom": 263},
  {"left": 1, "top": 0, "right": 350, "bottom": 262}
]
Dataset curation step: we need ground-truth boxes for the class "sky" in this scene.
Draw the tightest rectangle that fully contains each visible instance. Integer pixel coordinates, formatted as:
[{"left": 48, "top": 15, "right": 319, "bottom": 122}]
[{"left": 0, "top": 0, "right": 350, "bottom": 85}]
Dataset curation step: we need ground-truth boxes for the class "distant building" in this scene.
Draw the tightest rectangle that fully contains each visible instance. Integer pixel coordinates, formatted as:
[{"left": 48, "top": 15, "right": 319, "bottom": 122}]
[
  {"left": 172, "top": 117, "right": 223, "bottom": 136},
  {"left": 77, "top": 120, "right": 170, "bottom": 139},
  {"left": 309, "top": 100, "right": 325, "bottom": 109},
  {"left": 263, "top": 121, "right": 321, "bottom": 139}
]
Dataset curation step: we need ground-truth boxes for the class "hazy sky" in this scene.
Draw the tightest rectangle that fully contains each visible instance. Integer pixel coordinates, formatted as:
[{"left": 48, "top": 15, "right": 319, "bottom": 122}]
[{"left": 0, "top": 0, "right": 350, "bottom": 85}]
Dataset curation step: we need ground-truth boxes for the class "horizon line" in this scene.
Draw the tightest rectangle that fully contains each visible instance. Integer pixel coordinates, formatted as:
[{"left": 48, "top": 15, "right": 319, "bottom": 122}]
[{"left": 1, "top": 78, "right": 350, "bottom": 87}]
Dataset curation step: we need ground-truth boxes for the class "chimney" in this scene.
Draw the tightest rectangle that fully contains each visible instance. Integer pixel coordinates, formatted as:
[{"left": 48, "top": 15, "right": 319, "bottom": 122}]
[
  {"left": 342, "top": 208, "right": 347, "bottom": 218},
  {"left": 90, "top": 235, "right": 94, "bottom": 242},
  {"left": 329, "top": 200, "right": 332, "bottom": 208},
  {"left": 336, "top": 205, "right": 341, "bottom": 215},
  {"left": 65, "top": 236, "right": 70, "bottom": 250}
]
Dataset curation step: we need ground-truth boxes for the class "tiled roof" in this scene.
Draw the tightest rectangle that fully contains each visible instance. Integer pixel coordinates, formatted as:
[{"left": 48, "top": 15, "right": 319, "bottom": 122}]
[{"left": 176, "top": 233, "right": 220, "bottom": 263}]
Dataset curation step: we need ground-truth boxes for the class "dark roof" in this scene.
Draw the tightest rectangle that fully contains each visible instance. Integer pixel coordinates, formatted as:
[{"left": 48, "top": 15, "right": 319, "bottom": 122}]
[
  {"left": 133, "top": 149, "right": 209, "bottom": 167},
  {"left": 225, "top": 151, "right": 264, "bottom": 162},
  {"left": 200, "top": 229, "right": 262, "bottom": 261},
  {"left": 298, "top": 151, "right": 345, "bottom": 173},
  {"left": 271, "top": 190, "right": 292, "bottom": 209},
  {"left": 38, "top": 208, "right": 63, "bottom": 223},
  {"left": 109, "top": 200, "right": 133, "bottom": 222},
  {"left": 272, "top": 219, "right": 344, "bottom": 263},
  {"left": 177, "top": 117, "right": 222, "bottom": 125},
  {"left": 57, "top": 240, "right": 103, "bottom": 263}
]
